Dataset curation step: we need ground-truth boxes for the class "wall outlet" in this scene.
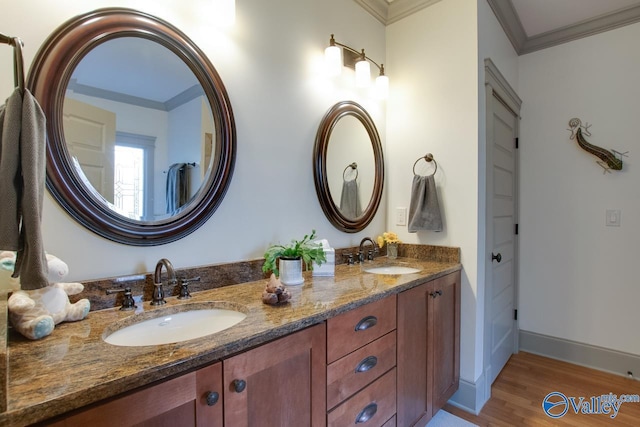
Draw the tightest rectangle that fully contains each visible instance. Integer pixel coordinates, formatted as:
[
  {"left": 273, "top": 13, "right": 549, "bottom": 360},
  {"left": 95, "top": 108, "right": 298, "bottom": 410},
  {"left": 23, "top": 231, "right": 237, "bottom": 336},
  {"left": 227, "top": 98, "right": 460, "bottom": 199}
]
[
  {"left": 606, "top": 209, "right": 621, "bottom": 227},
  {"left": 396, "top": 207, "right": 407, "bottom": 226}
]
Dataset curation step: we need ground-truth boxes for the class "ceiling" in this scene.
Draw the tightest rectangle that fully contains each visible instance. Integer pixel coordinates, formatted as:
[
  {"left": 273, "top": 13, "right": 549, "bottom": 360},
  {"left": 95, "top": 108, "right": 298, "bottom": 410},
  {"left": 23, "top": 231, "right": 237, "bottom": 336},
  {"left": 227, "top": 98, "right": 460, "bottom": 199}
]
[{"left": 354, "top": 0, "right": 640, "bottom": 54}]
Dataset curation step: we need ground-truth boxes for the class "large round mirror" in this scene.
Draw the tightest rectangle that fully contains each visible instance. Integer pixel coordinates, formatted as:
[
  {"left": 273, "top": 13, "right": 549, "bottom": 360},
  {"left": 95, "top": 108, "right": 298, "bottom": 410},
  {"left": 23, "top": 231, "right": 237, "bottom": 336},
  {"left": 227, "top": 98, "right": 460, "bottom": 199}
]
[
  {"left": 27, "top": 8, "right": 235, "bottom": 245},
  {"left": 313, "top": 101, "right": 384, "bottom": 232}
]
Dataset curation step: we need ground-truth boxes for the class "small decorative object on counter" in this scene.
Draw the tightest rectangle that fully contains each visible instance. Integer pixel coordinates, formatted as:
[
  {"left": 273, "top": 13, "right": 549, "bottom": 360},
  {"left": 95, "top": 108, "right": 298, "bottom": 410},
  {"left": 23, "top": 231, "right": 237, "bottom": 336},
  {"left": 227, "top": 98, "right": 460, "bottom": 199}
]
[
  {"left": 262, "top": 229, "right": 327, "bottom": 286},
  {"left": 377, "top": 232, "right": 401, "bottom": 260},
  {"left": 312, "top": 239, "right": 335, "bottom": 277},
  {"left": 6, "top": 252, "right": 90, "bottom": 340},
  {"left": 262, "top": 274, "right": 291, "bottom": 305}
]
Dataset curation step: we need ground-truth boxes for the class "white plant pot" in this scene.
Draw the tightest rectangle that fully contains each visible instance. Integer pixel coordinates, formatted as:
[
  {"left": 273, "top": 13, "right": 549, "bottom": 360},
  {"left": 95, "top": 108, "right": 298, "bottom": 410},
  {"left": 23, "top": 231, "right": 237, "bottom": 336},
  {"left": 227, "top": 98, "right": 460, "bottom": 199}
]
[{"left": 279, "top": 257, "right": 304, "bottom": 286}]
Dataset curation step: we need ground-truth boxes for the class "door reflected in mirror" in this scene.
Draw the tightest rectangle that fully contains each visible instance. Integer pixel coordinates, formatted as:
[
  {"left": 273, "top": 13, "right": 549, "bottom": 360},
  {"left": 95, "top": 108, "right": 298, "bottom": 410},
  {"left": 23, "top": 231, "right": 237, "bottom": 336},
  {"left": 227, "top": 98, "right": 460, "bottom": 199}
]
[
  {"left": 27, "top": 8, "right": 236, "bottom": 245},
  {"left": 64, "top": 37, "right": 215, "bottom": 222}
]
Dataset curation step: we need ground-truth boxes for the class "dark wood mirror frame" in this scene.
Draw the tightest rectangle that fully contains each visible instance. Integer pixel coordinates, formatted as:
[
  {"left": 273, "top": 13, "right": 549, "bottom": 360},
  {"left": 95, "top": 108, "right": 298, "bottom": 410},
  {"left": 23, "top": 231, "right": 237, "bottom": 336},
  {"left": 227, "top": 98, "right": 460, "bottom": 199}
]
[
  {"left": 26, "top": 8, "right": 236, "bottom": 246},
  {"left": 313, "top": 101, "right": 384, "bottom": 233}
]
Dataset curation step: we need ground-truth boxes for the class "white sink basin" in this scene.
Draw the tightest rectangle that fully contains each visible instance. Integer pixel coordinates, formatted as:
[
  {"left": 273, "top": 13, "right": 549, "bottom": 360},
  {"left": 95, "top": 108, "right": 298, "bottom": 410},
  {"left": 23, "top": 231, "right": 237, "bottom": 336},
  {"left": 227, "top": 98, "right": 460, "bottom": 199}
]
[
  {"left": 103, "top": 302, "right": 247, "bottom": 347},
  {"left": 363, "top": 265, "right": 421, "bottom": 275}
]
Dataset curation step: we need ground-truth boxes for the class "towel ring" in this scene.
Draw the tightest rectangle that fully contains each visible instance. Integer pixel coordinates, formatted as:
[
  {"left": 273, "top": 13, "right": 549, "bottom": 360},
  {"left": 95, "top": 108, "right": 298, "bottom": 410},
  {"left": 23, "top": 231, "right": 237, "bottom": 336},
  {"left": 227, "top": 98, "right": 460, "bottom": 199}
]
[
  {"left": 13, "top": 36, "right": 25, "bottom": 92},
  {"left": 413, "top": 153, "right": 437, "bottom": 177},
  {"left": 343, "top": 162, "right": 358, "bottom": 181},
  {"left": 1, "top": 34, "right": 25, "bottom": 91}
]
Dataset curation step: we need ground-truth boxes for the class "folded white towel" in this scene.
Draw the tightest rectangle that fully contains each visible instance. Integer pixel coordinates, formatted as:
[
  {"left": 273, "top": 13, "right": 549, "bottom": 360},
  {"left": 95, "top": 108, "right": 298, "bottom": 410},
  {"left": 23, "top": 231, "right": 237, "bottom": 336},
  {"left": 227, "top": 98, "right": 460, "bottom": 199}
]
[{"left": 408, "top": 174, "right": 443, "bottom": 232}]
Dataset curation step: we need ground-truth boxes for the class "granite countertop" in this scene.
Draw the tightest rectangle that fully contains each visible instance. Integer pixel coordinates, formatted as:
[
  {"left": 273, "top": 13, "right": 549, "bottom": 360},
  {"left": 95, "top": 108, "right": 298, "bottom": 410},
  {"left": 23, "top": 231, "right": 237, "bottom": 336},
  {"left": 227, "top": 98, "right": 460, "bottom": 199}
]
[{"left": 1, "top": 256, "right": 461, "bottom": 426}]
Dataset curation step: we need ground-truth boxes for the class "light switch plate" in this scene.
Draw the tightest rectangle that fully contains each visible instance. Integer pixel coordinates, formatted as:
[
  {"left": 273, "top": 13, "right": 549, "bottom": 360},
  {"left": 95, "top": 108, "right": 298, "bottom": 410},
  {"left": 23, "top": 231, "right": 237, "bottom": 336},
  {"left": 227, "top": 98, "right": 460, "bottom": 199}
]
[
  {"left": 396, "top": 207, "right": 407, "bottom": 226},
  {"left": 606, "top": 209, "right": 621, "bottom": 227}
]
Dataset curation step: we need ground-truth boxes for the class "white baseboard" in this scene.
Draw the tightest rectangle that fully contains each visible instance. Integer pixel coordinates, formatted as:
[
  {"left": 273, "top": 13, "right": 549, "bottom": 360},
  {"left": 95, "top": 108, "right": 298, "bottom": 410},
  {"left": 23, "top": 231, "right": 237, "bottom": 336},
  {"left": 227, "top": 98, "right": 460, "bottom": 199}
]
[
  {"left": 448, "top": 373, "right": 489, "bottom": 415},
  {"left": 519, "top": 330, "right": 640, "bottom": 380}
]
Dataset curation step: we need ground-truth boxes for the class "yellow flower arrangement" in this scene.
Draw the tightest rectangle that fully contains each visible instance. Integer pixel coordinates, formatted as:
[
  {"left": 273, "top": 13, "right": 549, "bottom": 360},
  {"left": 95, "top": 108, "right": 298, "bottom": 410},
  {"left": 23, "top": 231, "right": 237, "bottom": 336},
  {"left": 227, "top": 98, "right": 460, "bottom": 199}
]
[{"left": 377, "top": 231, "right": 401, "bottom": 248}]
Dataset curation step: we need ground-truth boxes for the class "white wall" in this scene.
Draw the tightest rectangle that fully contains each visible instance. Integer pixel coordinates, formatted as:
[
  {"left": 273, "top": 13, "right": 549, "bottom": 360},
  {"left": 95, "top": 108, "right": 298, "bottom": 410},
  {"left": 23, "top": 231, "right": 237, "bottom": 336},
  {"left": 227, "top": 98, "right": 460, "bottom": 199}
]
[
  {"left": 386, "top": 0, "right": 479, "bottom": 382},
  {"left": 518, "top": 23, "right": 640, "bottom": 355},
  {"left": 0, "top": 0, "right": 387, "bottom": 281}
]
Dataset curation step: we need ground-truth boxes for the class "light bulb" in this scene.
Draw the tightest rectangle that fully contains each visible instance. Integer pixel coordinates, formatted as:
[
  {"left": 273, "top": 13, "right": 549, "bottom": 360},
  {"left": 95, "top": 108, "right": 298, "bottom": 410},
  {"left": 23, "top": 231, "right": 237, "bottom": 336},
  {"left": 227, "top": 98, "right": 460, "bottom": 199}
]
[
  {"left": 324, "top": 45, "right": 342, "bottom": 77},
  {"left": 355, "top": 59, "right": 371, "bottom": 87},
  {"left": 375, "top": 74, "right": 389, "bottom": 99}
]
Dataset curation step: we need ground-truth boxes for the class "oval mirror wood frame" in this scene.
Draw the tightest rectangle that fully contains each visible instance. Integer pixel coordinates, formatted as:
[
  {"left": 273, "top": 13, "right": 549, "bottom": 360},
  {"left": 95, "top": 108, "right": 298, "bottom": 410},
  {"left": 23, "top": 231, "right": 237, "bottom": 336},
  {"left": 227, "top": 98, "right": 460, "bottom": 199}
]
[
  {"left": 27, "top": 8, "right": 236, "bottom": 245},
  {"left": 313, "top": 101, "right": 384, "bottom": 233}
]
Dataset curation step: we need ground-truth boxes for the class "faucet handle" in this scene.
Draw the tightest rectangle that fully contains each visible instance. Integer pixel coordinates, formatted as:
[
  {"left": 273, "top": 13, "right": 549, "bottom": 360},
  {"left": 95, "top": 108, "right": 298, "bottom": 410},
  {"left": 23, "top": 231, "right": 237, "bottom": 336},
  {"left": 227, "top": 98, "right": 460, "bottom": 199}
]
[
  {"left": 177, "top": 276, "right": 200, "bottom": 300},
  {"left": 106, "top": 287, "right": 137, "bottom": 311},
  {"left": 343, "top": 252, "right": 354, "bottom": 265}
]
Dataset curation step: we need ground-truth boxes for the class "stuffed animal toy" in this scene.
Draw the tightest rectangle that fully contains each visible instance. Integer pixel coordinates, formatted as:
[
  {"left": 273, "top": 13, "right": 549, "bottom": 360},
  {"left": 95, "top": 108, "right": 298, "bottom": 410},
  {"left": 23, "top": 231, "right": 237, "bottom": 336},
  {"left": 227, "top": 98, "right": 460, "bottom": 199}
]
[
  {"left": 0, "top": 251, "right": 20, "bottom": 292},
  {"left": 6, "top": 253, "right": 90, "bottom": 340}
]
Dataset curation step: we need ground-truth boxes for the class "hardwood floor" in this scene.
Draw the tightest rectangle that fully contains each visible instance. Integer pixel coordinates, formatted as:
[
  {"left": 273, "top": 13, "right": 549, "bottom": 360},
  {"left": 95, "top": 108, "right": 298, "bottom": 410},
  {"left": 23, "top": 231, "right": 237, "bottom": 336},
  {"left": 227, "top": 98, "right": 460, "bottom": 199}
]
[{"left": 444, "top": 352, "right": 640, "bottom": 426}]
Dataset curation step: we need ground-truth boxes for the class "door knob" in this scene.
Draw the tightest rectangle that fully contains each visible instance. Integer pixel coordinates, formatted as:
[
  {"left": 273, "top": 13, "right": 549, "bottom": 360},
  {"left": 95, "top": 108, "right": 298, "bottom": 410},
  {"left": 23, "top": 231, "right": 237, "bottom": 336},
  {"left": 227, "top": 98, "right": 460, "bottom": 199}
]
[{"left": 491, "top": 252, "right": 502, "bottom": 263}]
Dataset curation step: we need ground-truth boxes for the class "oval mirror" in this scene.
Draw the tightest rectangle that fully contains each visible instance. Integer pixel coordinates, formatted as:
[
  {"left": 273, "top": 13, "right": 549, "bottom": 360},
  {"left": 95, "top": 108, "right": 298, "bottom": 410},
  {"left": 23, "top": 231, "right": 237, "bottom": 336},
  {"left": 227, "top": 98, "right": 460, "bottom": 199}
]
[
  {"left": 313, "top": 101, "right": 384, "bottom": 232},
  {"left": 27, "top": 8, "right": 235, "bottom": 245}
]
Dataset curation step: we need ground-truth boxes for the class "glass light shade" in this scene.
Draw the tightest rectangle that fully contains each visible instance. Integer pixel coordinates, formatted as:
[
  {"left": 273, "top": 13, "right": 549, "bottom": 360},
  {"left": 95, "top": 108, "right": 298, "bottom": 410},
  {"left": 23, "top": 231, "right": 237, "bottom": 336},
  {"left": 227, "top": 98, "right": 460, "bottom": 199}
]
[
  {"left": 324, "top": 45, "right": 342, "bottom": 77},
  {"left": 375, "top": 74, "right": 389, "bottom": 99},
  {"left": 355, "top": 59, "right": 371, "bottom": 87}
]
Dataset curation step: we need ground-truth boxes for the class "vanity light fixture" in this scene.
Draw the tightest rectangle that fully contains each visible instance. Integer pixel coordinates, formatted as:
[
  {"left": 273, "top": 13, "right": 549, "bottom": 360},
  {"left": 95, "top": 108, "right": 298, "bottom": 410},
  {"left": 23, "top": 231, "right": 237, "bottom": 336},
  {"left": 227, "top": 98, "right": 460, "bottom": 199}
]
[{"left": 325, "top": 34, "right": 388, "bottom": 98}]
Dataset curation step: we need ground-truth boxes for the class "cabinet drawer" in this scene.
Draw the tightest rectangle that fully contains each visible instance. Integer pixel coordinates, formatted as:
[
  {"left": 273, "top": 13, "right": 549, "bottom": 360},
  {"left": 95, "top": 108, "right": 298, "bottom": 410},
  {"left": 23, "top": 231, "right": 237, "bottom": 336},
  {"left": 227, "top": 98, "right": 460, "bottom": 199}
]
[
  {"left": 327, "top": 368, "right": 396, "bottom": 427},
  {"left": 327, "top": 295, "right": 396, "bottom": 363},
  {"left": 327, "top": 331, "right": 396, "bottom": 410}
]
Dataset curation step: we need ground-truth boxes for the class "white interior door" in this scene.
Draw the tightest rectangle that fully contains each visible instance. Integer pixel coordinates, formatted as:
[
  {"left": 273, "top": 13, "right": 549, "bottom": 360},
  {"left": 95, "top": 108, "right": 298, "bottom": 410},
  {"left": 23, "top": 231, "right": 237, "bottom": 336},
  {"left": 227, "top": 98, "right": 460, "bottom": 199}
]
[
  {"left": 488, "top": 96, "right": 518, "bottom": 384},
  {"left": 484, "top": 60, "right": 521, "bottom": 392},
  {"left": 63, "top": 98, "right": 116, "bottom": 203}
]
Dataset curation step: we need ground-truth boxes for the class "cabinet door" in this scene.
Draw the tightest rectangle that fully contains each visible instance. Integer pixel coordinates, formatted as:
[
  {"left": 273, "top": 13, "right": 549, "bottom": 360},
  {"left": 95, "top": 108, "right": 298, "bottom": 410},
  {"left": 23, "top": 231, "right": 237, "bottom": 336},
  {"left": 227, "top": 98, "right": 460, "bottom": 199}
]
[
  {"left": 223, "top": 323, "right": 326, "bottom": 427},
  {"left": 47, "top": 362, "right": 223, "bottom": 427},
  {"left": 431, "top": 272, "right": 460, "bottom": 410},
  {"left": 396, "top": 280, "right": 431, "bottom": 427},
  {"left": 396, "top": 271, "right": 461, "bottom": 426}
]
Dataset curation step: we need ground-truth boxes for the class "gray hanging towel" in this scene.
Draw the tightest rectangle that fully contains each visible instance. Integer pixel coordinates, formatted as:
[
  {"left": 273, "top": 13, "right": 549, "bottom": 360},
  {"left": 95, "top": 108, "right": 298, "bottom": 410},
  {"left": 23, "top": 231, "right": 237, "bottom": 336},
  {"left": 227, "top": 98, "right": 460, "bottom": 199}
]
[
  {"left": 339, "top": 179, "right": 361, "bottom": 218},
  {"left": 166, "top": 163, "right": 189, "bottom": 213},
  {"left": 408, "top": 174, "right": 443, "bottom": 232},
  {"left": 0, "top": 88, "right": 49, "bottom": 289}
]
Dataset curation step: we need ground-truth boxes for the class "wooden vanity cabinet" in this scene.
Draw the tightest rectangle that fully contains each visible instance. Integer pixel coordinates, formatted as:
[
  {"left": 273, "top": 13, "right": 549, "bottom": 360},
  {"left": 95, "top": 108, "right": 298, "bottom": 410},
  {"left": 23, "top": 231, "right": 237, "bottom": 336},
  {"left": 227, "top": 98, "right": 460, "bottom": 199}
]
[
  {"left": 43, "top": 270, "right": 461, "bottom": 427},
  {"left": 47, "top": 323, "right": 326, "bottom": 427},
  {"left": 396, "top": 271, "right": 461, "bottom": 427},
  {"left": 47, "top": 362, "right": 224, "bottom": 427},
  {"left": 223, "top": 322, "right": 326, "bottom": 427}
]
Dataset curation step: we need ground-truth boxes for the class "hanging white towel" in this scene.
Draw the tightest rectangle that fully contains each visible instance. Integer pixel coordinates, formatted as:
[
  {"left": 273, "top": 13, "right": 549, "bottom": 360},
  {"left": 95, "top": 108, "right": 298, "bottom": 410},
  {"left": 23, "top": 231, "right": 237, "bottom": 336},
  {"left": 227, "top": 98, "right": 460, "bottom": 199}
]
[
  {"left": 339, "top": 179, "right": 361, "bottom": 218},
  {"left": 0, "top": 88, "right": 48, "bottom": 289},
  {"left": 408, "top": 174, "right": 443, "bottom": 232}
]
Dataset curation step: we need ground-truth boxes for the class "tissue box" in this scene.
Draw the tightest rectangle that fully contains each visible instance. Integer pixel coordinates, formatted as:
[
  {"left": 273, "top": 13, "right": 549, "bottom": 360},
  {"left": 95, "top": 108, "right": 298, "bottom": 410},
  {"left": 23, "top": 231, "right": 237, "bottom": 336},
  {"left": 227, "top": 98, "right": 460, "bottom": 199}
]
[{"left": 312, "top": 239, "right": 335, "bottom": 277}]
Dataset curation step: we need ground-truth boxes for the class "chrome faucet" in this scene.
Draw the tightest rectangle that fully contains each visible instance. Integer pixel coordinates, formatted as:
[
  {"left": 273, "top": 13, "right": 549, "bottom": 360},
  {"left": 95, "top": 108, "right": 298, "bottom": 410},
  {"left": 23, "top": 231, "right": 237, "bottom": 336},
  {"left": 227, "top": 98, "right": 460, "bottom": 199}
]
[
  {"left": 358, "top": 237, "right": 378, "bottom": 263},
  {"left": 153, "top": 258, "right": 177, "bottom": 305}
]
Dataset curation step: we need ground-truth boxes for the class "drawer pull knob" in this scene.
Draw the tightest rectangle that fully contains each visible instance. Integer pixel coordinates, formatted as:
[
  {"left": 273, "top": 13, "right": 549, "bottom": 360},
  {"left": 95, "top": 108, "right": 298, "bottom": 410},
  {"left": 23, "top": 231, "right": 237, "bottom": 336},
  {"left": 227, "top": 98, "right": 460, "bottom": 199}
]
[
  {"left": 205, "top": 391, "right": 219, "bottom": 406},
  {"left": 355, "top": 402, "right": 378, "bottom": 423},
  {"left": 233, "top": 379, "right": 246, "bottom": 393},
  {"left": 355, "top": 315, "right": 378, "bottom": 331},
  {"left": 355, "top": 356, "right": 378, "bottom": 373}
]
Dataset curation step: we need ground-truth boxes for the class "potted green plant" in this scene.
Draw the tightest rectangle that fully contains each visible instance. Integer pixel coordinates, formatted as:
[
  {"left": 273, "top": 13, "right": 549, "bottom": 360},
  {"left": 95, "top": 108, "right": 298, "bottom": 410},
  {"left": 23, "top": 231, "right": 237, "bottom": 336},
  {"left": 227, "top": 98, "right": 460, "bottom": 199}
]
[{"left": 262, "top": 230, "right": 327, "bottom": 285}]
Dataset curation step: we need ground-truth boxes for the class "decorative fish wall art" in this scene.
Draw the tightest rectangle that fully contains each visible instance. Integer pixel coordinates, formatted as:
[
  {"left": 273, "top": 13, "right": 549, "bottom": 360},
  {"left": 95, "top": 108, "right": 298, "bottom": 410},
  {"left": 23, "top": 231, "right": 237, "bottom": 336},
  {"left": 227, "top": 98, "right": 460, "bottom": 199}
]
[{"left": 567, "top": 118, "right": 628, "bottom": 173}]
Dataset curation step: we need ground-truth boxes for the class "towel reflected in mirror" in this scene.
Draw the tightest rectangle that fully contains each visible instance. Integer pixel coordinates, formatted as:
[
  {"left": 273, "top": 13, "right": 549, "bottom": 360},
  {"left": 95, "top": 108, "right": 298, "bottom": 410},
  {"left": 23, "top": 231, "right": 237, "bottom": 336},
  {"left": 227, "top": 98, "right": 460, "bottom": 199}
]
[
  {"left": 339, "top": 179, "right": 361, "bottom": 219},
  {"left": 165, "top": 163, "right": 190, "bottom": 213}
]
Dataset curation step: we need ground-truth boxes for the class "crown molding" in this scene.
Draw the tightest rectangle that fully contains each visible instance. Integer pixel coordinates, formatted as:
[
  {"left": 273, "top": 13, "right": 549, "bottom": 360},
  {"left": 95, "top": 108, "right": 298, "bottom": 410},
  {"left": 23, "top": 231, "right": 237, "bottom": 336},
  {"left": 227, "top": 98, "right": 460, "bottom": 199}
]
[
  {"left": 353, "top": 0, "right": 442, "bottom": 25},
  {"left": 487, "top": 0, "right": 640, "bottom": 55}
]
